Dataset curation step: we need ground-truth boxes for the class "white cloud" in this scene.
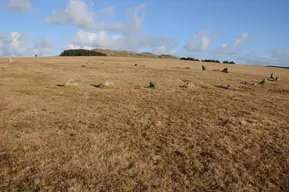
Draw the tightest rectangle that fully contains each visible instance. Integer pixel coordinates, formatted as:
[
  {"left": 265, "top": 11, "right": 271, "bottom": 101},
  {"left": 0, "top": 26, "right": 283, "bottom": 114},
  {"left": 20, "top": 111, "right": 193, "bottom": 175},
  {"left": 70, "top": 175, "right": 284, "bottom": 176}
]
[
  {"left": 44, "top": 0, "right": 96, "bottom": 30},
  {"left": 94, "top": 4, "right": 146, "bottom": 34},
  {"left": 222, "top": 44, "right": 228, "bottom": 48},
  {"left": 5, "top": 0, "right": 31, "bottom": 12},
  {"left": 44, "top": 0, "right": 145, "bottom": 34},
  {"left": 66, "top": 29, "right": 174, "bottom": 52},
  {"left": 233, "top": 32, "right": 248, "bottom": 48},
  {"left": 63, "top": 4, "right": 174, "bottom": 52},
  {"left": 100, "top": 7, "right": 114, "bottom": 15},
  {"left": 0, "top": 32, "right": 30, "bottom": 56},
  {"left": 152, "top": 46, "right": 177, "bottom": 55},
  {"left": 0, "top": 32, "right": 53, "bottom": 56},
  {"left": 201, "top": 36, "right": 210, "bottom": 50},
  {"left": 184, "top": 30, "right": 211, "bottom": 52},
  {"left": 33, "top": 38, "right": 53, "bottom": 55},
  {"left": 216, "top": 32, "right": 249, "bottom": 55},
  {"left": 66, "top": 44, "right": 81, "bottom": 50},
  {"left": 237, "top": 50, "right": 289, "bottom": 66}
]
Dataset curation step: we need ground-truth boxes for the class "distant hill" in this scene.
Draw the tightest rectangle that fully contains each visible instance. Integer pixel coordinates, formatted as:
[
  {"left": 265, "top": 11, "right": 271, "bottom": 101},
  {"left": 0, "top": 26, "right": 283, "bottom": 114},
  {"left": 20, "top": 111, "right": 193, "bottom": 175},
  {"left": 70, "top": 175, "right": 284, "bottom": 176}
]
[
  {"left": 92, "top": 48, "right": 179, "bottom": 59},
  {"left": 267, "top": 65, "right": 289, "bottom": 69}
]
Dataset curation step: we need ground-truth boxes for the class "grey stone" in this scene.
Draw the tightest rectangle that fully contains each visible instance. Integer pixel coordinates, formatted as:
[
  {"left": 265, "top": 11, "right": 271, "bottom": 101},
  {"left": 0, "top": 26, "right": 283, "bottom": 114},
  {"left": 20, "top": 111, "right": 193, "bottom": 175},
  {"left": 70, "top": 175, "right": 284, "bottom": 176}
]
[
  {"left": 222, "top": 68, "right": 229, "bottom": 73},
  {"left": 65, "top": 79, "right": 78, "bottom": 86},
  {"left": 270, "top": 73, "right": 275, "bottom": 78},
  {"left": 148, "top": 81, "right": 158, "bottom": 88}
]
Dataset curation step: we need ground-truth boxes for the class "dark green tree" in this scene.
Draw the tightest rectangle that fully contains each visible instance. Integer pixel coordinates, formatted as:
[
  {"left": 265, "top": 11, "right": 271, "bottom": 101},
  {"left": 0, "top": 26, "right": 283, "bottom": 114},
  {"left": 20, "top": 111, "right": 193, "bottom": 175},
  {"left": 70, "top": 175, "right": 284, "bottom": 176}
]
[{"left": 60, "top": 49, "right": 108, "bottom": 56}]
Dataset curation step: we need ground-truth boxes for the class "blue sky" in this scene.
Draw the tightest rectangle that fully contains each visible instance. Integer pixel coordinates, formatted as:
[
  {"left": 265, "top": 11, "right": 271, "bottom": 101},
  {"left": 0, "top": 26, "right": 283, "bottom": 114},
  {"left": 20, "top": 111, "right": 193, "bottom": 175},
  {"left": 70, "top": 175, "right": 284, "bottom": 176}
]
[{"left": 0, "top": 0, "right": 289, "bottom": 66}]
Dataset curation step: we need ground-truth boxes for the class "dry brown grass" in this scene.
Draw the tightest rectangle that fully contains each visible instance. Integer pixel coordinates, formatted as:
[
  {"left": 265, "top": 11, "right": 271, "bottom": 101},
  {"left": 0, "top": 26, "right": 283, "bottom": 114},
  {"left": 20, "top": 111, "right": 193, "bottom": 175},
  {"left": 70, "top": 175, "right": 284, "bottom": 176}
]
[{"left": 0, "top": 56, "right": 289, "bottom": 191}]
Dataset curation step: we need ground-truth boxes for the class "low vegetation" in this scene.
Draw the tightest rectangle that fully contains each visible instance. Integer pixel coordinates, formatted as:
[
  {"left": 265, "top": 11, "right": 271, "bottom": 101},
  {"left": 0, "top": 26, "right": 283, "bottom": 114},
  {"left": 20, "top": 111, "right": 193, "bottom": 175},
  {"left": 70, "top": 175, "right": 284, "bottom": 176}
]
[
  {"left": 181, "top": 57, "right": 236, "bottom": 64},
  {"left": 201, "top": 59, "right": 221, "bottom": 63},
  {"left": 180, "top": 57, "right": 200, "bottom": 61},
  {"left": 60, "top": 49, "right": 108, "bottom": 56},
  {"left": 223, "top": 60, "right": 235, "bottom": 64}
]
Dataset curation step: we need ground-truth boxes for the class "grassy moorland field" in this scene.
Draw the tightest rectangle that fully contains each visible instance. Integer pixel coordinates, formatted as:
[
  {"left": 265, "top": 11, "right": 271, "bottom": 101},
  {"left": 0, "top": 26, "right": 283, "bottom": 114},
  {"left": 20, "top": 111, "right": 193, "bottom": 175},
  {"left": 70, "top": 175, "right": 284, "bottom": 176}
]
[{"left": 0, "top": 56, "right": 289, "bottom": 191}]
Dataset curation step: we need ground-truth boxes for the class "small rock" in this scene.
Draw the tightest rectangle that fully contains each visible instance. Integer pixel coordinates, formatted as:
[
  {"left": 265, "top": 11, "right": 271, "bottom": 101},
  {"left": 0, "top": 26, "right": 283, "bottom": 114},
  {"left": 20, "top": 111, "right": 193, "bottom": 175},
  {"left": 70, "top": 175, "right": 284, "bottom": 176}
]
[
  {"left": 215, "top": 84, "right": 231, "bottom": 89},
  {"left": 81, "top": 65, "right": 86, "bottom": 67},
  {"left": 180, "top": 81, "right": 195, "bottom": 88},
  {"left": 185, "top": 67, "right": 190, "bottom": 69},
  {"left": 222, "top": 68, "right": 229, "bottom": 73},
  {"left": 102, "top": 80, "right": 114, "bottom": 86},
  {"left": 93, "top": 80, "right": 114, "bottom": 88},
  {"left": 135, "top": 64, "right": 138, "bottom": 66},
  {"left": 258, "top": 78, "right": 267, "bottom": 85},
  {"left": 270, "top": 73, "right": 275, "bottom": 79},
  {"left": 241, "top": 81, "right": 257, "bottom": 86},
  {"left": 65, "top": 79, "right": 78, "bottom": 86},
  {"left": 148, "top": 81, "right": 158, "bottom": 88}
]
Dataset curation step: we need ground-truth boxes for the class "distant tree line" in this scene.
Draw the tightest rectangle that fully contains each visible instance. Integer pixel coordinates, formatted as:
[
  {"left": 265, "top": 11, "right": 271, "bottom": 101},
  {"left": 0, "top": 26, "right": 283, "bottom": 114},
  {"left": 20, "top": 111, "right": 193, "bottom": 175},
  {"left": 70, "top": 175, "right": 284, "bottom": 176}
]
[
  {"left": 60, "top": 49, "right": 108, "bottom": 56},
  {"left": 222, "top": 60, "right": 235, "bottom": 64},
  {"left": 180, "top": 57, "right": 200, "bottom": 61},
  {"left": 201, "top": 59, "right": 220, "bottom": 63},
  {"left": 180, "top": 57, "right": 235, "bottom": 64}
]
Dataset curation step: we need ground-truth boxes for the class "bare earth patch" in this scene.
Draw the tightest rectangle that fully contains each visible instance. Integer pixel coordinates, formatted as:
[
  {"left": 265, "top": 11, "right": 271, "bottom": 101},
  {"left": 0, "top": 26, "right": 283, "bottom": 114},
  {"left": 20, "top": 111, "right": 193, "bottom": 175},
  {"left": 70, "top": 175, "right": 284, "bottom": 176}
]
[{"left": 0, "top": 56, "right": 289, "bottom": 191}]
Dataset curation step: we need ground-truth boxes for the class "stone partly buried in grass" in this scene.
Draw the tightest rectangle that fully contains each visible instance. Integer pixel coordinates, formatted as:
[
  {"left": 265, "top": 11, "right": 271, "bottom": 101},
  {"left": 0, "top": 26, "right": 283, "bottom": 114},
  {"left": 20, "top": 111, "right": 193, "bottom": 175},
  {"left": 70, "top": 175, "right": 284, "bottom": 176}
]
[
  {"left": 146, "top": 81, "right": 158, "bottom": 88},
  {"left": 268, "top": 73, "right": 281, "bottom": 81},
  {"left": 57, "top": 79, "right": 79, "bottom": 87},
  {"left": 241, "top": 81, "right": 257, "bottom": 86},
  {"left": 65, "top": 79, "right": 78, "bottom": 86},
  {"left": 222, "top": 68, "right": 229, "bottom": 73},
  {"left": 91, "top": 79, "right": 115, "bottom": 88},
  {"left": 215, "top": 84, "right": 233, "bottom": 89},
  {"left": 258, "top": 78, "right": 268, "bottom": 85},
  {"left": 213, "top": 68, "right": 229, "bottom": 73},
  {"left": 180, "top": 81, "right": 196, "bottom": 88},
  {"left": 241, "top": 76, "right": 278, "bottom": 88}
]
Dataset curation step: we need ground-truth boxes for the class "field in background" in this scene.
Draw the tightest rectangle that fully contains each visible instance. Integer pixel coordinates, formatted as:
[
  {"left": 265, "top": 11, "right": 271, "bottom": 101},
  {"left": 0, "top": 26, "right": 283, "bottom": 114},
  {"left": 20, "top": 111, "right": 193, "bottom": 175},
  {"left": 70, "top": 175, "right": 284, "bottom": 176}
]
[
  {"left": 92, "top": 49, "right": 179, "bottom": 59},
  {"left": 0, "top": 56, "right": 289, "bottom": 191}
]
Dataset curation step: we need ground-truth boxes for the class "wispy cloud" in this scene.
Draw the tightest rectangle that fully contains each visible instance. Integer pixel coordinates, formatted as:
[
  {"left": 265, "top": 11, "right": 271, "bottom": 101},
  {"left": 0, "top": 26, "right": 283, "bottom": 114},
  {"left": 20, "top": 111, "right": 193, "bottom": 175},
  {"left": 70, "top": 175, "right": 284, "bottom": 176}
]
[
  {"left": 216, "top": 32, "right": 249, "bottom": 55},
  {"left": 67, "top": 29, "right": 174, "bottom": 52},
  {"left": 5, "top": 0, "right": 31, "bottom": 12},
  {"left": 237, "top": 49, "right": 289, "bottom": 66},
  {"left": 63, "top": 4, "right": 175, "bottom": 52},
  {"left": 99, "top": 7, "right": 114, "bottom": 16},
  {"left": 0, "top": 32, "right": 53, "bottom": 56},
  {"left": 44, "top": 0, "right": 96, "bottom": 30},
  {"left": 184, "top": 30, "right": 211, "bottom": 52}
]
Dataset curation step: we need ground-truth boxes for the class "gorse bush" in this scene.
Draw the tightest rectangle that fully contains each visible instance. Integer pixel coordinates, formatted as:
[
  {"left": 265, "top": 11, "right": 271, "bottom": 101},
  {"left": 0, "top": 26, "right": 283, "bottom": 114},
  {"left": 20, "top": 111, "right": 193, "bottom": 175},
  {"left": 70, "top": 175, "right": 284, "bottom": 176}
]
[
  {"left": 181, "top": 56, "right": 236, "bottom": 64},
  {"left": 180, "top": 57, "right": 200, "bottom": 61},
  {"left": 223, "top": 60, "right": 235, "bottom": 64},
  {"left": 201, "top": 59, "right": 221, "bottom": 63},
  {"left": 60, "top": 49, "right": 108, "bottom": 56}
]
